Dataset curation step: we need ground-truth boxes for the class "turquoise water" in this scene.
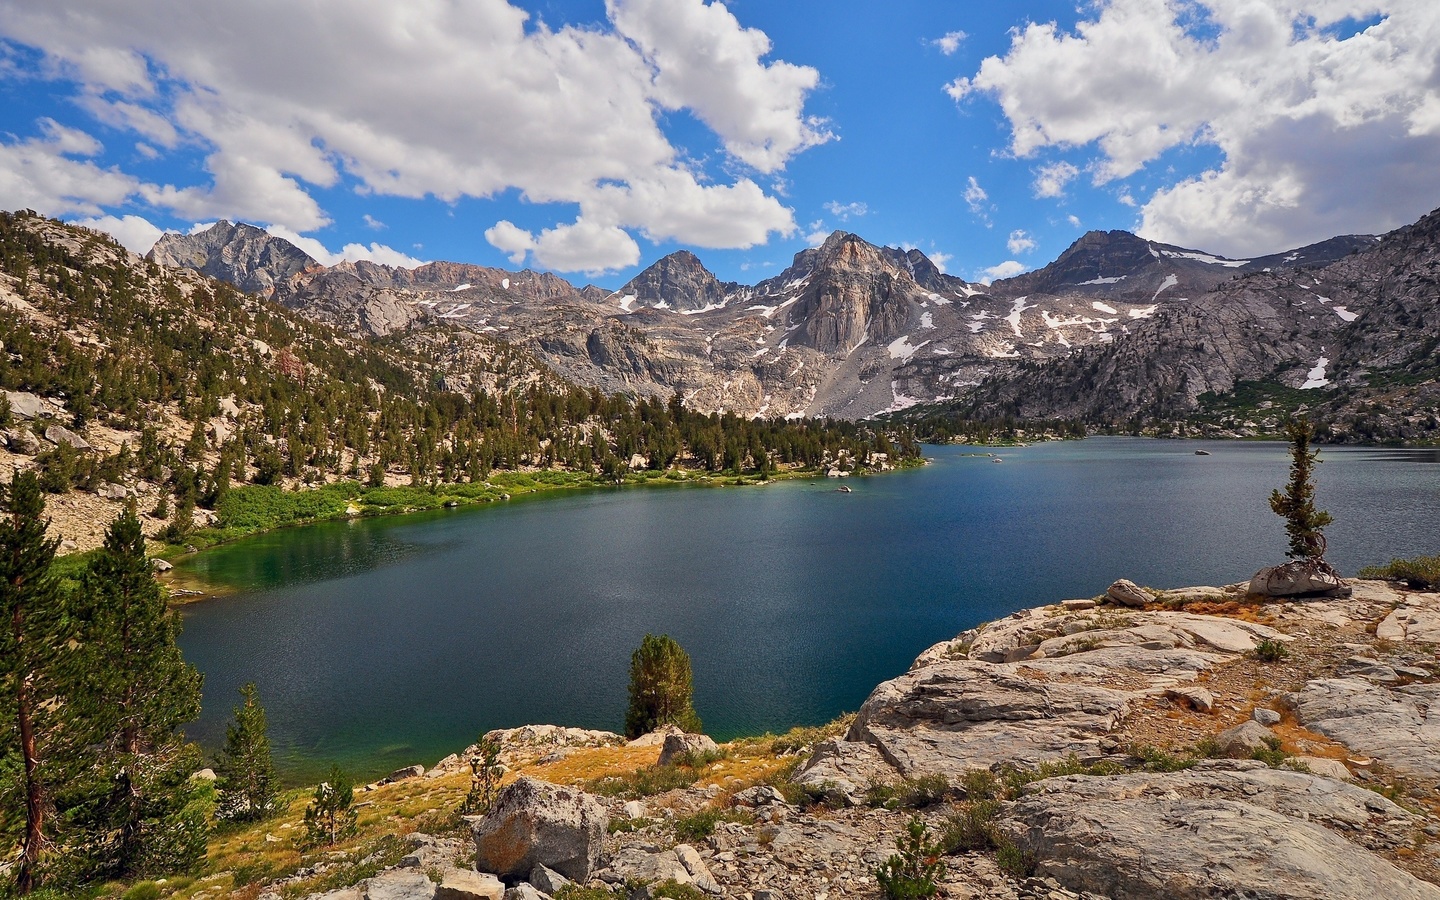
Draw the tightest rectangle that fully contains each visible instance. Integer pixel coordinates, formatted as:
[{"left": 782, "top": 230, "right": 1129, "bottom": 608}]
[{"left": 175, "top": 439, "right": 1440, "bottom": 782}]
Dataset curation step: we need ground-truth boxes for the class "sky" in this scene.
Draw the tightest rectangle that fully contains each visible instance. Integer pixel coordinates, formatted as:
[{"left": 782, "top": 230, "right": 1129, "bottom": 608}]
[{"left": 1, "top": 0, "right": 1438, "bottom": 288}]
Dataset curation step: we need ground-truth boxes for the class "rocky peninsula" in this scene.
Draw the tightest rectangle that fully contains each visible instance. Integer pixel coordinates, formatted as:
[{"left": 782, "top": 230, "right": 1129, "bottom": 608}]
[{"left": 200, "top": 575, "right": 1440, "bottom": 900}]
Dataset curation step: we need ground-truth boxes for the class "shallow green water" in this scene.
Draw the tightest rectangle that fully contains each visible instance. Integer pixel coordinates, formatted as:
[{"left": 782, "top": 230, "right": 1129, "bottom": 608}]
[{"left": 175, "top": 439, "right": 1440, "bottom": 783}]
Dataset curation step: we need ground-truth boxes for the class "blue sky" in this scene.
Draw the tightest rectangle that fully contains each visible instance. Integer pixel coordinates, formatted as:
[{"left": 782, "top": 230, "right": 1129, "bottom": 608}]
[{"left": 1, "top": 0, "right": 1437, "bottom": 288}]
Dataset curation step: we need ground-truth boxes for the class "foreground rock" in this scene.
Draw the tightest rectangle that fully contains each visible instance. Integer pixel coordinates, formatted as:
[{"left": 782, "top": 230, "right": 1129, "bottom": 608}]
[
  {"left": 656, "top": 732, "right": 718, "bottom": 767},
  {"left": 1003, "top": 764, "right": 1440, "bottom": 899},
  {"left": 1250, "top": 558, "right": 1350, "bottom": 597},
  {"left": 473, "top": 777, "right": 607, "bottom": 882}
]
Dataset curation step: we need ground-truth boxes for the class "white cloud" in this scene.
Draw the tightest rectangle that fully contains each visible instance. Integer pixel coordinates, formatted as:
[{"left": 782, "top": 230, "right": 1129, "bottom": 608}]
[
  {"left": 70, "top": 213, "right": 168, "bottom": 254},
  {"left": 484, "top": 218, "right": 639, "bottom": 275},
  {"left": 1032, "top": 160, "right": 1078, "bottom": 198},
  {"left": 977, "top": 260, "right": 1026, "bottom": 284},
  {"left": 951, "top": 0, "right": 1440, "bottom": 255},
  {"left": 823, "top": 200, "right": 868, "bottom": 221},
  {"left": 0, "top": 0, "right": 820, "bottom": 263},
  {"left": 0, "top": 120, "right": 146, "bottom": 217},
  {"left": 1007, "top": 229, "right": 1037, "bottom": 254},
  {"left": 485, "top": 221, "right": 537, "bottom": 266},
  {"left": 804, "top": 220, "right": 831, "bottom": 247},
  {"left": 362, "top": 214, "right": 385, "bottom": 230},
  {"left": 963, "top": 176, "right": 989, "bottom": 215},
  {"left": 606, "top": 0, "right": 833, "bottom": 173},
  {"left": 929, "top": 251, "right": 953, "bottom": 273},
  {"left": 266, "top": 225, "right": 426, "bottom": 268},
  {"left": 1067, "top": 214, "right": 1081, "bottom": 227},
  {"left": 932, "top": 31, "right": 967, "bottom": 55},
  {"left": 1117, "top": 191, "right": 1137, "bottom": 207}
]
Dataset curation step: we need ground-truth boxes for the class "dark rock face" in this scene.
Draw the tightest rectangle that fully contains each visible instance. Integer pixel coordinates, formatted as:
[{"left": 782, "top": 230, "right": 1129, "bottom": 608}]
[
  {"left": 618, "top": 250, "right": 740, "bottom": 312},
  {"left": 148, "top": 221, "right": 318, "bottom": 298}
]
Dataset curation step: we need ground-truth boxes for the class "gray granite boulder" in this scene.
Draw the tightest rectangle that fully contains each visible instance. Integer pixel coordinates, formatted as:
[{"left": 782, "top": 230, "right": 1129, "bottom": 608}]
[
  {"left": 657, "top": 732, "right": 718, "bottom": 767},
  {"left": 473, "top": 777, "right": 606, "bottom": 882}
]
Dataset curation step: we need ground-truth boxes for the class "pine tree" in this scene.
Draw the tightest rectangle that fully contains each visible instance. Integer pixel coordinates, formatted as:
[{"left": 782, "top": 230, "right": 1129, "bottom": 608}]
[
  {"left": 1269, "top": 418, "right": 1334, "bottom": 560},
  {"left": 72, "top": 503, "right": 206, "bottom": 877},
  {"left": 214, "top": 682, "right": 279, "bottom": 822},
  {"left": 303, "top": 765, "right": 357, "bottom": 847},
  {"left": 0, "top": 471, "right": 71, "bottom": 893},
  {"left": 624, "top": 633, "right": 702, "bottom": 739}
]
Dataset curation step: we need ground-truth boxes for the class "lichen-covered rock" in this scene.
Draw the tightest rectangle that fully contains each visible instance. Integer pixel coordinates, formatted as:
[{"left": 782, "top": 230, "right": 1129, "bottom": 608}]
[
  {"left": 473, "top": 778, "right": 606, "bottom": 882},
  {"left": 1210, "top": 720, "right": 1277, "bottom": 757},
  {"left": 433, "top": 869, "right": 503, "bottom": 900}
]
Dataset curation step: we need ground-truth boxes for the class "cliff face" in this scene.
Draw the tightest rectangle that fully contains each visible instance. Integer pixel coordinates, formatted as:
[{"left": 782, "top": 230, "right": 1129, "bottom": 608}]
[
  {"left": 961, "top": 209, "right": 1438, "bottom": 435},
  {"left": 149, "top": 220, "right": 319, "bottom": 298}
]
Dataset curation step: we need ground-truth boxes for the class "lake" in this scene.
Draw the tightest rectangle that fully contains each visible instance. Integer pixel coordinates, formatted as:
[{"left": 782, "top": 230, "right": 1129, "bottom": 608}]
[{"left": 174, "top": 439, "right": 1440, "bottom": 783}]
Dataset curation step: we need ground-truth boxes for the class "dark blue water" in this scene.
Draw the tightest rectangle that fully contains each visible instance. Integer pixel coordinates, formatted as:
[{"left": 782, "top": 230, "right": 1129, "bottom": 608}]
[{"left": 175, "top": 439, "right": 1440, "bottom": 782}]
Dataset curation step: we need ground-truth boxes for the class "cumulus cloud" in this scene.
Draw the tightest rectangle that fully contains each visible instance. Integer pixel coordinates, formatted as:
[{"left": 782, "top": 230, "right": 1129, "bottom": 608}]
[
  {"left": 977, "top": 260, "right": 1026, "bottom": 284},
  {"left": 484, "top": 218, "right": 640, "bottom": 275},
  {"left": 1032, "top": 161, "right": 1078, "bottom": 198},
  {"left": 803, "top": 220, "right": 831, "bottom": 247},
  {"left": 932, "top": 31, "right": 967, "bottom": 55},
  {"left": 0, "top": 119, "right": 147, "bottom": 217},
  {"left": 950, "top": 0, "right": 1440, "bottom": 254},
  {"left": 70, "top": 213, "right": 167, "bottom": 254},
  {"left": 929, "top": 251, "right": 953, "bottom": 273},
  {"left": 1067, "top": 214, "right": 1081, "bottom": 227},
  {"left": 0, "top": 0, "right": 823, "bottom": 271},
  {"left": 1007, "top": 229, "right": 1037, "bottom": 254},
  {"left": 266, "top": 225, "right": 427, "bottom": 268}
]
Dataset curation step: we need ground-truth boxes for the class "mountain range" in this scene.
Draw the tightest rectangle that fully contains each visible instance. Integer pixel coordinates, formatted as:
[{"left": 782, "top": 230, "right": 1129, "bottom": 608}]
[{"left": 148, "top": 207, "right": 1436, "bottom": 439}]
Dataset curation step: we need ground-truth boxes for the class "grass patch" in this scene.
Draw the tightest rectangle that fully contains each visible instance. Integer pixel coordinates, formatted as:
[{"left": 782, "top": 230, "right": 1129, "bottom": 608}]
[
  {"left": 584, "top": 765, "right": 698, "bottom": 800},
  {"left": 673, "top": 807, "right": 753, "bottom": 842},
  {"left": 278, "top": 834, "right": 408, "bottom": 899},
  {"left": 1359, "top": 554, "right": 1440, "bottom": 590},
  {"left": 554, "top": 886, "right": 620, "bottom": 900}
]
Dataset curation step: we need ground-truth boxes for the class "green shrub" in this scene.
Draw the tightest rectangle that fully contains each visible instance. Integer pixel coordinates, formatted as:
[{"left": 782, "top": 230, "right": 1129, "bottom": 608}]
[
  {"left": 995, "top": 840, "right": 1037, "bottom": 879},
  {"left": 671, "top": 746, "right": 727, "bottom": 769},
  {"left": 939, "top": 800, "right": 1002, "bottom": 853},
  {"left": 961, "top": 769, "right": 1000, "bottom": 801},
  {"left": 874, "top": 816, "right": 944, "bottom": 899},
  {"left": 1252, "top": 736, "right": 1290, "bottom": 768},
  {"left": 1131, "top": 744, "right": 1197, "bottom": 772},
  {"left": 1359, "top": 555, "right": 1440, "bottom": 590},
  {"left": 865, "top": 775, "right": 951, "bottom": 810},
  {"left": 1254, "top": 639, "right": 1290, "bottom": 662}
]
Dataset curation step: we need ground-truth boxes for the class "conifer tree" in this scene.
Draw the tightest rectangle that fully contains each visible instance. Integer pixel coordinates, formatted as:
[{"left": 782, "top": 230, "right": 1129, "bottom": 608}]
[
  {"left": 214, "top": 682, "right": 279, "bottom": 822},
  {"left": 624, "top": 633, "right": 701, "bottom": 739},
  {"left": 303, "top": 765, "right": 357, "bottom": 847},
  {"left": 0, "top": 471, "right": 70, "bottom": 894},
  {"left": 73, "top": 503, "right": 206, "bottom": 876},
  {"left": 1270, "top": 418, "right": 1334, "bottom": 559}
]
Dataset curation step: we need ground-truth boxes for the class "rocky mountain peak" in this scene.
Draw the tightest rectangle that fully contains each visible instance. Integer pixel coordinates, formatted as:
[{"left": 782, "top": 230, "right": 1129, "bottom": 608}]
[
  {"left": 148, "top": 221, "right": 319, "bottom": 299},
  {"left": 617, "top": 249, "right": 740, "bottom": 312}
]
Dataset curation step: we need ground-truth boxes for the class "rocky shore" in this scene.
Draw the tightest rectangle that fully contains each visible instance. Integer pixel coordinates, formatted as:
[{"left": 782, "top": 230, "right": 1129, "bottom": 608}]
[{"left": 286, "top": 577, "right": 1440, "bottom": 900}]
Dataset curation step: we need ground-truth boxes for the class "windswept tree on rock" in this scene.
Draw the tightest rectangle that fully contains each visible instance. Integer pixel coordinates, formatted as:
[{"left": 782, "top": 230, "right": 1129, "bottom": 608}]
[
  {"left": 624, "top": 633, "right": 701, "bottom": 739},
  {"left": 1270, "top": 418, "right": 1333, "bottom": 560}
]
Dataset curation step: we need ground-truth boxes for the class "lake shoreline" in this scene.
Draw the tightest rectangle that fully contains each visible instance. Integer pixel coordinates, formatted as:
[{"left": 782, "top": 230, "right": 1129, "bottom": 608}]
[{"left": 159, "top": 459, "right": 923, "bottom": 601}]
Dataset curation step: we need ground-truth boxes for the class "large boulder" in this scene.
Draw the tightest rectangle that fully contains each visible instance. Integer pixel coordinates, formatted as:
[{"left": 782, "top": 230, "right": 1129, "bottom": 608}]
[
  {"left": 1250, "top": 559, "right": 1349, "bottom": 597},
  {"left": 1210, "top": 720, "right": 1277, "bottom": 758},
  {"left": 44, "top": 424, "right": 91, "bottom": 451},
  {"left": 3, "top": 429, "right": 41, "bottom": 455},
  {"left": 473, "top": 777, "right": 606, "bottom": 882},
  {"left": 657, "top": 732, "right": 718, "bottom": 767},
  {"left": 3, "top": 391, "right": 45, "bottom": 419},
  {"left": 1106, "top": 578, "right": 1151, "bottom": 608}
]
